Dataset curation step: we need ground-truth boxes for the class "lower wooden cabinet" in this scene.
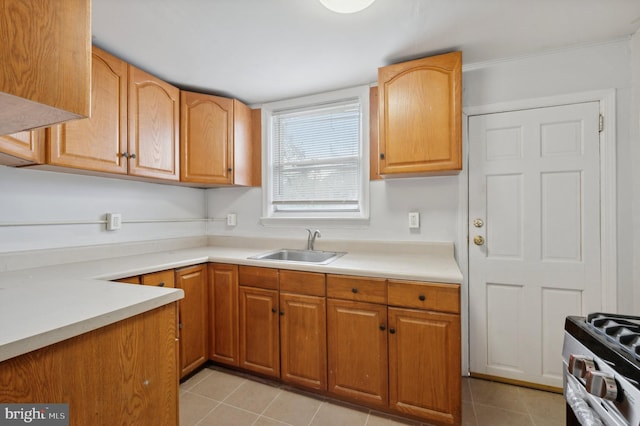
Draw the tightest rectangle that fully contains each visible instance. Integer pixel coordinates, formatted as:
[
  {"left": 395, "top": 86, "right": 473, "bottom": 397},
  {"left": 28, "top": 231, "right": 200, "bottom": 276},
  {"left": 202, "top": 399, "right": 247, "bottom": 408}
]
[
  {"left": 110, "top": 263, "right": 461, "bottom": 426},
  {"left": 142, "top": 268, "right": 175, "bottom": 288},
  {"left": 388, "top": 308, "right": 461, "bottom": 425},
  {"left": 0, "top": 303, "right": 179, "bottom": 426},
  {"left": 327, "top": 298, "right": 388, "bottom": 408},
  {"left": 176, "top": 264, "right": 208, "bottom": 378},
  {"left": 208, "top": 263, "right": 239, "bottom": 366},
  {"left": 239, "top": 285, "right": 280, "bottom": 377},
  {"left": 279, "top": 292, "right": 326, "bottom": 389}
]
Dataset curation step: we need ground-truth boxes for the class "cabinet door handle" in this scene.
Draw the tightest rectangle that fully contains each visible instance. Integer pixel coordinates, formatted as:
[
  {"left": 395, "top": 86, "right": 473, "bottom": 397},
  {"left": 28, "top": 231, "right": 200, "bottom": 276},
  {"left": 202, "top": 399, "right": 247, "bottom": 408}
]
[
  {"left": 389, "top": 328, "right": 396, "bottom": 334},
  {"left": 419, "top": 294, "right": 425, "bottom": 301},
  {"left": 379, "top": 324, "right": 386, "bottom": 331},
  {"left": 380, "top": 153, "right": 385, "bottom": 160},
  {"left": 121, "top": 152, "right": 129, "bottom": 158},
  {"left": 130, "top": 153, "right": 137, "bottom": 159},
  {"left": 351, "top": 288, "right": 358, "bottom": 294},
  {"left": 279, "top": 311, "right": 284, "bottom": 316},
  {"left": 178, "top": 323, "right": 183, "bottom": 329},
  {"left": 227, "top": 167, "right": 232, "bottom": 172},
  {"left": 271, "top": 308, "right": 277, "bottom": 313},
  {"left": 157, "top": 282, "right": 165, "bottom": 287}
]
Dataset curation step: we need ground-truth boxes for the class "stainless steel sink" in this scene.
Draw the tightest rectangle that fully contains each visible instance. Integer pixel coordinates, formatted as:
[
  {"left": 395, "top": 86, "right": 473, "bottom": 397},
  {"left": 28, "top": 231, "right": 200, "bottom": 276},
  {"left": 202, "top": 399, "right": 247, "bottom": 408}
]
[{"left": 248, "top": 248, "right": 346, "bottom": 265}]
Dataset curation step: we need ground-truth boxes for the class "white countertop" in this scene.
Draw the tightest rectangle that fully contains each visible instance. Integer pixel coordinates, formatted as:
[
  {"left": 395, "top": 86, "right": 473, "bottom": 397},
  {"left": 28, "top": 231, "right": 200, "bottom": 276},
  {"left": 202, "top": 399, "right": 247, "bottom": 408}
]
[{"left": 0, "top": 237, "right": 463, "bottom": 363}]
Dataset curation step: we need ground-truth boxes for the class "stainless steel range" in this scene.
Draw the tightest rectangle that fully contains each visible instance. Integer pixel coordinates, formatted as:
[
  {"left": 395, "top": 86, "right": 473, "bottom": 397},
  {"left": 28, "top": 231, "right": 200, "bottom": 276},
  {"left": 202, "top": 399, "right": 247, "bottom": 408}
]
[{"left": 563, "top": 313, "right": 640, "bottom": 425}]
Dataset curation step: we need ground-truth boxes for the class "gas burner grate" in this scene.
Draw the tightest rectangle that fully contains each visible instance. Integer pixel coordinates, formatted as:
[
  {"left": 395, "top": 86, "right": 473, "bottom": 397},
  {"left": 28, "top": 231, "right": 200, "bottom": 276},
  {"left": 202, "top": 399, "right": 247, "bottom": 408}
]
[{"left": 587, "top": 313, "right": 640, "bottom": 362}]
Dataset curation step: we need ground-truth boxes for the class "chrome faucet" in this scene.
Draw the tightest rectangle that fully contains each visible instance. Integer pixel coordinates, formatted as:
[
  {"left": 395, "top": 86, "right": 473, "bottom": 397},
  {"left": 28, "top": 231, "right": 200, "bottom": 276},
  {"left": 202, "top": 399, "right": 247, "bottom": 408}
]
[{"left": 306, "top": 229, "right": 321, "bottom": 251}]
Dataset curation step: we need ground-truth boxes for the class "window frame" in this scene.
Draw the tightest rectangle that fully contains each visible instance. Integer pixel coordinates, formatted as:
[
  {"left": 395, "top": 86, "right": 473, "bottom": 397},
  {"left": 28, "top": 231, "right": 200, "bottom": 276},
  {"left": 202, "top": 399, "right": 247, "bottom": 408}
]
[{"left": 261, "top": 85, "right": 370, "bottom": 224}]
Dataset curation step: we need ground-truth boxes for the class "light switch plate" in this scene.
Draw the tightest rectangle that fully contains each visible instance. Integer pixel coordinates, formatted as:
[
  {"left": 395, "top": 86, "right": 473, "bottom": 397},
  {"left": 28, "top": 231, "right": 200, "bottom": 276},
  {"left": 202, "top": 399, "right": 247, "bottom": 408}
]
[
  {"left": 408, "top": 212, "right": 420, "bottom": 229},
  {"left": 106, "top": 213, "right": 122, "bottom": 231},
  {"left": 226, "top": 213, "right": 237, "bottom": 226}
]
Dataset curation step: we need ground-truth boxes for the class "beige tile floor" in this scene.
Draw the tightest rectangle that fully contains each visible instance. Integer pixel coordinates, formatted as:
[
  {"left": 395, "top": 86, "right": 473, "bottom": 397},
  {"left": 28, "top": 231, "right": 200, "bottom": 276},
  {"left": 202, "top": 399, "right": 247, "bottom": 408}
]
[{"left": 179, "top": 366, "right": 565, "bottom": 426}]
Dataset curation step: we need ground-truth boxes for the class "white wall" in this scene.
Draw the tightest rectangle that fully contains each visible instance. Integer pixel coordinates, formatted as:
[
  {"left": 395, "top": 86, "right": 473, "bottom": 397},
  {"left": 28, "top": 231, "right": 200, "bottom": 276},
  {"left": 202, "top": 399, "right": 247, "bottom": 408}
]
[
  {"left": 0, "top": 166, "right": 206, "bottom": 253},
  {"left": 208, "top": 38, "right": 636, "bottom": 312},
  {"left": 206, "top": 176, "right": 461, "bottom": 244},
  {"left": 631, "top": 29, "right": 640, "bottom": 313}
]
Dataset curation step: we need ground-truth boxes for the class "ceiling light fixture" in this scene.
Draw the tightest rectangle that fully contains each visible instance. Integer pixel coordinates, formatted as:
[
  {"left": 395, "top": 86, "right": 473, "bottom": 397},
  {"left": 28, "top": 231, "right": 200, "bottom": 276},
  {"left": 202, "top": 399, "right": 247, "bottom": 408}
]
[{"left": 319, "top": 0, "right": 376, "bottom": 14}]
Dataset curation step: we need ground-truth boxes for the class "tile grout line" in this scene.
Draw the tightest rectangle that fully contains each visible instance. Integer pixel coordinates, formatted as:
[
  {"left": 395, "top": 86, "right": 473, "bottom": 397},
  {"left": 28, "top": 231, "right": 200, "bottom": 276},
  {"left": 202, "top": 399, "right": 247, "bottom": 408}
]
[
  {"left": 306, "top": 400, "right": 325, "bottom": 426},
  {"left": 192, "top": 398, "right": 222, "bottom": 426},
  {"left": 180, "top": 370, "right": 214, "bottom": 392},
  {"left": 250, "top": 389, "right": 289, "bottom": 426}
]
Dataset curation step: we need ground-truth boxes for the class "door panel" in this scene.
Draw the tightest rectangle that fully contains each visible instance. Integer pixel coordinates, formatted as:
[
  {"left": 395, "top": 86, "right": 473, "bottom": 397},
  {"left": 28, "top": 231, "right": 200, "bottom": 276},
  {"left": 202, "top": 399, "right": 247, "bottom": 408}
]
[{"left": 468, "top": 102, "right": 601, "bottom": 387}]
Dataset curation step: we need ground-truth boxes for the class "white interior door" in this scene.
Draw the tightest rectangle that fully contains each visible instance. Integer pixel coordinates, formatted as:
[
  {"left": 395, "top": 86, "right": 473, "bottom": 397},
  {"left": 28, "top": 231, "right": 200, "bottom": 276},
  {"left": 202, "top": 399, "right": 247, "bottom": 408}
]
[{"left": 468, "top": 102, "right": 601, "bottom": 388}]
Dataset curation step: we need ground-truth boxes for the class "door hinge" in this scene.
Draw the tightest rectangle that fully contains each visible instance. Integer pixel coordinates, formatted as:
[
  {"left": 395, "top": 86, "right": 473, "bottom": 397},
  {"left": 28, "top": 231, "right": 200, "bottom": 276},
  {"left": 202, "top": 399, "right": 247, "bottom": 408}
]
[{"left": 599, "top": 114, "right": 604, "bottom": 133}]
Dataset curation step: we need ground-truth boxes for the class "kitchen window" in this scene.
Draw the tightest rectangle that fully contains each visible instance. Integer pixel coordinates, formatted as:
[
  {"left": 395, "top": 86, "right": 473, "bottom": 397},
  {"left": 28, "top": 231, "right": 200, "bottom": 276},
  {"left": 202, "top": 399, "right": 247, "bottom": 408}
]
[{"left": 262, "top": 86, "right": 369, "bottom": 223}]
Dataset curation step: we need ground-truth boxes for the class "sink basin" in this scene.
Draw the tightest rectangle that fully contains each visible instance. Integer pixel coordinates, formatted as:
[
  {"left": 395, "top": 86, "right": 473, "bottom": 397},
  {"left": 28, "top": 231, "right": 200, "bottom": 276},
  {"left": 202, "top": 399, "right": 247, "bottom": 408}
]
[{"left": 248, "top": 249, "right": 346, "bottom": 265}]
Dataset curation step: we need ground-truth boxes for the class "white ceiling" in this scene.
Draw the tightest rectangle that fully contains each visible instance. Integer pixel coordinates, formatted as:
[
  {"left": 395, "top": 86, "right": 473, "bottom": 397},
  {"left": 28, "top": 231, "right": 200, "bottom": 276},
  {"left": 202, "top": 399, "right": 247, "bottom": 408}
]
[{"left": 92, "top": 0, "right": 640, "bottom": 105}]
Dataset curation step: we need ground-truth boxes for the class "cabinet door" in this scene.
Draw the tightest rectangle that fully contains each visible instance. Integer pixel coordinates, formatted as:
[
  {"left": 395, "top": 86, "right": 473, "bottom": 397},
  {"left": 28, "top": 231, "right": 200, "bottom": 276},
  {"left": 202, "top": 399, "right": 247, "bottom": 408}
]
[
  {"left": 0, "top": 129, "right": 44, "bottom": 166},
  {"left": 176, "top": 264, "right": 208, "bottom": 377},
  {"left": 180, "top": 91, "right": 234, "bottom": 184},
  {"left": 378, "top": 51, "right": 461, "bottom": 175},
  {"left": 48, "top": 47, "right": 128, "bottom": 174},
  {"left": 0, "top": 0, "right": 90, "bottom": 135},
  {"left": 327, "top": 299, "right": 388, "bottom": 408},
  {"left": 239, "top": 286, "right": 279, "bottom": 378},
  {"left": 208, "top": 263, "right": 239, "bottom": 366},
  {"left": 0, "top": 303, "right": 179, "bottom": 426},
  {"left": 129, "top": 65, "right": 180, "bottom": 180},
  {"left": 280, "top": 292, "right": 326, "bottom": 390},
  {"left": 388, "top": 307, "right": 461, "bottom": 425}
]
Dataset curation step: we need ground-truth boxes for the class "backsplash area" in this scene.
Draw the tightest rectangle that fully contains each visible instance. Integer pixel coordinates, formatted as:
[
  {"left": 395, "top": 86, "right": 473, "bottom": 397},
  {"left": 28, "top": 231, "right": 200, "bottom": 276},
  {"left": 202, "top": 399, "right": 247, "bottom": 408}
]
[{"left": 0, "top": 166, "right": 206, "bottom": 253}]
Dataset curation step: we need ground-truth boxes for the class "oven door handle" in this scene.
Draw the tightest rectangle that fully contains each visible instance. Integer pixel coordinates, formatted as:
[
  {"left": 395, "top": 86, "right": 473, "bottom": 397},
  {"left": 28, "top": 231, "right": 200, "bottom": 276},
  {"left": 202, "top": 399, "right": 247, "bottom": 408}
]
[{"left": 566, "top": 375, "right": 605, "bottom": 426}]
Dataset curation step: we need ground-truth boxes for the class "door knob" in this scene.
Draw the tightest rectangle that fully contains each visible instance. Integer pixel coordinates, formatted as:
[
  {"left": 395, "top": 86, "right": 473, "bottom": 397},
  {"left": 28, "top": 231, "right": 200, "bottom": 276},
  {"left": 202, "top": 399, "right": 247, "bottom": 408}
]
[{"left": 473, "top": 235, "right": 485, "bottom": 246}]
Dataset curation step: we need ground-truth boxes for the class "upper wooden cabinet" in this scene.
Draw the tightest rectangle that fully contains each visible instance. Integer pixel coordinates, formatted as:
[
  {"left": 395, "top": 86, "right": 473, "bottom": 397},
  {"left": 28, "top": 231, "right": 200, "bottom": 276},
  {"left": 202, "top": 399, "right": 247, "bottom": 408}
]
[
  {"left": 180, "top": 91, "right": 253, "bottom": 185},
  {"left": 129, "top": 65, "right": 180, "bottom": 181},
  {"left": 0, "top": 0, "right": 91, "bottom": 136},
  {"left": 48, "top": 47, "right": 128, "bottom": 174},
  {"left": 378, "top": 51, "right": 462, "bottom": 176},
  {"left": 0, "top": 129, "right": 45, "bottom": 166},
  {"left": 48, "top": 48, "right": 180, "bottom": 181}
]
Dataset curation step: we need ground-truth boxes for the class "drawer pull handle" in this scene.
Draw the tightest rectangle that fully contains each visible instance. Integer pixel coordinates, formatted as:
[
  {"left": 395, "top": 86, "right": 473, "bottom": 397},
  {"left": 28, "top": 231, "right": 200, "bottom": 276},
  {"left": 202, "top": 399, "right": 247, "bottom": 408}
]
[
  {"left": 352, "top": 288, "right": 358, "bottom": 294},
  {"left": 379, "top": 324, "right": 386, "bottom": 331},
  {"left": 157, "top": 282, "right": 165, "bottom": 287},
  {"left": 389, "top": 328, "right": 396, "bottom": 334},
  {"left": 419, "top": 294, "right": 425, "bottom": 301}
]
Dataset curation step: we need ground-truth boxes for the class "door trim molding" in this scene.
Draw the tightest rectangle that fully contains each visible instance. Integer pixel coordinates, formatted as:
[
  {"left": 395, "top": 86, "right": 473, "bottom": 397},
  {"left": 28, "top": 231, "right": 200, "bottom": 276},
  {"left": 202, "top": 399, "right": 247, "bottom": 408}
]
[{"left": 461, "top": 89, "right": 618, "bottom": 371}]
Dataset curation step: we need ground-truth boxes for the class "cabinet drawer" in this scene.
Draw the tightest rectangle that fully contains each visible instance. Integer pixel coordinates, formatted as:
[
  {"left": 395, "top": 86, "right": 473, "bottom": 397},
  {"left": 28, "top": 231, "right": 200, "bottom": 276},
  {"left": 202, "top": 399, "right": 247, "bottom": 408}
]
[
  {"left": 239, "top": 266, "right": 279, "bottom": 290},
  {"left": 142, "top": 269, "right": 175, "bottom": 288},
  {"left": 280, "top": 270, "right": 325, "bottom": 297},
  {"left": 115, "top": 275, "right": 141, "bottom": 284},
  {"left": 387, "top": 280, "right": 460, "bottom": 314},
  {"left": 327, "top": 275, "right": 386, "bottom": 304}
]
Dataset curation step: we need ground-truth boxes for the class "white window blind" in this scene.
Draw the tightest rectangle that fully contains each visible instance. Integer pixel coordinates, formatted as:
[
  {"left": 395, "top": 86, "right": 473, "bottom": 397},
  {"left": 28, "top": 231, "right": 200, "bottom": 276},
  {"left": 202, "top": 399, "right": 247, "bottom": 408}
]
[{"left": 271, "top": 98, "right": 362, "bottom": 213}]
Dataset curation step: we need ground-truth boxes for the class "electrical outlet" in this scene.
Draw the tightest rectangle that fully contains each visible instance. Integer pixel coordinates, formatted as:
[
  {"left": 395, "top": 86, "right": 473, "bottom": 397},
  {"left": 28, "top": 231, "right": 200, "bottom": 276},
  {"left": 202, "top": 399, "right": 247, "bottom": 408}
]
[
  {"left": 106, "top": 213, "right": 122, "bottom": 231},
  {"left": 408, "top": 212, "right": 420, "bottom": 229},
  {"left": 226, "top": 213, "right": 237, "bottom": 226}
]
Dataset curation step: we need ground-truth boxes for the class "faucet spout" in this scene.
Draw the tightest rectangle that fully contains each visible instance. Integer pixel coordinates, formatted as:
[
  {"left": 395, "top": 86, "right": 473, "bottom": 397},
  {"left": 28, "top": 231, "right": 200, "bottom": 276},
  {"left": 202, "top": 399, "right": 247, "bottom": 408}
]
[{"left": 306, "top": 229, "right": 321, "bottom": 251}]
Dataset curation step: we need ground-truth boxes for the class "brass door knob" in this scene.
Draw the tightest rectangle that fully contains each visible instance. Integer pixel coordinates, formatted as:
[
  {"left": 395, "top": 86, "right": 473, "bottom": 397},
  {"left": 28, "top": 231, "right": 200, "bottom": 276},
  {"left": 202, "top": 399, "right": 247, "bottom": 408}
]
[{"left": 473, "top": 235, "right": 485, "bottom": 246}]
